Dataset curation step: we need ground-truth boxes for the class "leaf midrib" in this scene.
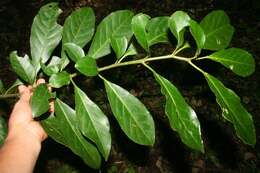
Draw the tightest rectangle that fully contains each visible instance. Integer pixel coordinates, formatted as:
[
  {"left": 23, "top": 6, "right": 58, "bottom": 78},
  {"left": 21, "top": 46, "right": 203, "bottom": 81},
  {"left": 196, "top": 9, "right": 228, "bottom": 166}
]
[
  {"left": 205, "top": 24, "right": 231, "bottom": 38},
  {"left": 209, "top": 56, "right": 253, "bottom": 67}
]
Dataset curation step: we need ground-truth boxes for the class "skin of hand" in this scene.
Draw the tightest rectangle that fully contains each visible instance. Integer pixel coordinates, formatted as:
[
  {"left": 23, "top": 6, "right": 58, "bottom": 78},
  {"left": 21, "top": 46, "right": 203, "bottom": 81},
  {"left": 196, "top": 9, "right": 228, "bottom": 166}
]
[{"left": 0, "top": 79, "right": 49, "bottom": 173}]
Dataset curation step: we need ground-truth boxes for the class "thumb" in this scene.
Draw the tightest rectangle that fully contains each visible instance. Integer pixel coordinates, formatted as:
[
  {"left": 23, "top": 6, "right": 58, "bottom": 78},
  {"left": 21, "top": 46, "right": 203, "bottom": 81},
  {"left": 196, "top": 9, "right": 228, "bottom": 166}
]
[{"left": 18, "top": 85, "right": 31, "bottom": 102}]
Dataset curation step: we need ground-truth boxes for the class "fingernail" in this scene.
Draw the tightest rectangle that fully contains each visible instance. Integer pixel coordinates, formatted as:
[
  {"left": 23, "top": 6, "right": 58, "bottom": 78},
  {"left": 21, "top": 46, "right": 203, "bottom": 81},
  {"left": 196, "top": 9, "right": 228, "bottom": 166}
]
[
  {"left": 18, "top": 85, "right": 26, "bottom": 93},
  {"left": 37, "top": 78, "right": 45, "bottom": 84}
]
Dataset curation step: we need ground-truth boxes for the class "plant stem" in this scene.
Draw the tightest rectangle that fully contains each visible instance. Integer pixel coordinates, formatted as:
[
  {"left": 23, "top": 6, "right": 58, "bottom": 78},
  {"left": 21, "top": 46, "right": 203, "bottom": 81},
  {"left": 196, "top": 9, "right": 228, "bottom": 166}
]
[
  {"left": 188, "top": 61, "right": 206, "bottom": 74},
  {"left": 0, "top": 93, "right": 19, "bottom": 99},
  {"left": 196, "top": 56, "right": 208, "bottom": 61},
  {"left": 98, "top": 54, "right": 189, "bottom": 72}
]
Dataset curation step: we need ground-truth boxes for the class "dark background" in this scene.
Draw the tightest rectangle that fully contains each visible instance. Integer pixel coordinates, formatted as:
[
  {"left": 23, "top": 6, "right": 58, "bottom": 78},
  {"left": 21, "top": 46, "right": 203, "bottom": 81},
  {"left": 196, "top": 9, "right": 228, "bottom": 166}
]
[{"left": 0, "top": 0, "right": 259, "bottom": 172}]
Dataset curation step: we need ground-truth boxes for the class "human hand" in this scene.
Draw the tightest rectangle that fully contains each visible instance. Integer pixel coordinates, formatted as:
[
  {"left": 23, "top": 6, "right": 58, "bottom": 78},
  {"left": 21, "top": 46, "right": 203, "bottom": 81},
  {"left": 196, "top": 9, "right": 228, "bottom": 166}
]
[{"left": 7, "top": 79, "right": 48, "bottom": 144}]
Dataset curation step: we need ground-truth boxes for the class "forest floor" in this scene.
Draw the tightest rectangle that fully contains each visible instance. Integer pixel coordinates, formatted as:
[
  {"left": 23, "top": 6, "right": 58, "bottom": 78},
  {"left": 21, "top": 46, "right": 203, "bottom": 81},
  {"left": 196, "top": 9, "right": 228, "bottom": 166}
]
[{"left": 0, "top": 0, "right": 260, "bottom": 172}]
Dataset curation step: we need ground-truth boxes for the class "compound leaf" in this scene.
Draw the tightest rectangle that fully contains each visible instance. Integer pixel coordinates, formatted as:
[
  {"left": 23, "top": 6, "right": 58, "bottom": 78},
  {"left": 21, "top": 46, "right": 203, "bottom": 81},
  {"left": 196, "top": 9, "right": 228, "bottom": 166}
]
[
  {"left": 62, "top": 7, "right": 95, "bottom": 47},
  {"left": 49, "top": 71, "right": 71, "bottom": 88},
  {"left": 169, "top": 11, "right": 191, "bottom": 48},
  {"left": 10, "top": 51, "right": 36, "bottom": 84},
  {"left": 131, "top": 13, "right": 150, "bottom": 52},
  {"left": 103, "top": 79, "right": 155, "bottom": 145},
  {"left": 75, "top": 56, "right": 98, "bottom": 76},
  {"left": 74, "top": 85, "right": 111, "bottom": 160},
  {"left": 30, "top": 3, "right": 63, "bottom": 72},
  {"left": 200, "top": 10, "right": 234, "bottom": 50},
  {"left": 189, "top": 20, "right": 205, "bottom": 50},
  {"left": 0, "top": 116, "right": 7, "bottom": 146},
  {"left": 88, "top": 10, "right": 134, "bottom": 59},
  {"left": 63, "top": 43, "right": 85, "bottom": 63},
  {"left": 41, "top": 99, "right": 101, "bottom": 169},
  {"left": 207, "top": 48, "right": 255, "bottom": 77},
  {"left": 111, "top": 37, "right": 128, "bottom": 59},
  {"left": 30, "top": 83, "right": 51, "bottom": 118},
  {"left": 154, "top": 72, "right": 204, "bottom": 152},
  {"left": 147, "top": 16, "right": 169, "bottom": 46},
  {"left": 204, "top": 73, "right": 256, "bottom": 145}
]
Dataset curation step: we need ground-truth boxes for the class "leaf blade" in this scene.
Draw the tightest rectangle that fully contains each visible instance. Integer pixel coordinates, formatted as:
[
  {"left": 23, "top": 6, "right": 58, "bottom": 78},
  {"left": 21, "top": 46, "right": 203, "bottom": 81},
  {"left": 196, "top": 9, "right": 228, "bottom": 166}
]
[
  {"left": 30, "top": 84, "right": 51, "bottom": 118},
  {"left": 88, "top": 10, "right": 134, "bottom": 59},
  {"left": 204, "top": 73, "right": 256, "bottom": 145},
  {"left": 131, "top": 13, "right": 150, "bottom": 52},
  {"left": 207, "top": 48, "right": 255, "bottom": 77},
  {"left": 111, "top": 37, "right": 128, "bottom": 59},
  {"left": 0, "top": 116, "right": 7, "bottom": 146},
  {"left": 169, "top": 11, "right": 191, "bottom": 48},
  {"left": 75, "top": 56, "right": 98, "bottom": 77},
  {"left": 147, "top": 16, "right": 169, "bottom": 46},
  {"left": 10, "top": 51, "right": 36, "bottom": 84},
  {"left": 30, "top": 2, "right": 63, "bottom": 72},
  {"left": 103, "top": 79, "right": 155, "bottom": 145},
  {"left": 49, "top": 71, "right": 71, "bottom": 88},
  {"left": 63, "top": 43, "right": 85, "bottom": 63},
  {"left": 62, "top": 7, "right": 95, "bottom": 47},
  {"left": 41, "top": 99, "right": 101, "bottom": 169},
  {"left": 189, "top": 20, "right": 205, "bottom": 50},
  {"left": 200, "top": 10, "right": 234, "bottom": 50},
  {"left": 154, "top": 72, "right": 204, "bottom": 152},
  {"left": 74, "top": 85, "right": 111, "bottom": 160}
]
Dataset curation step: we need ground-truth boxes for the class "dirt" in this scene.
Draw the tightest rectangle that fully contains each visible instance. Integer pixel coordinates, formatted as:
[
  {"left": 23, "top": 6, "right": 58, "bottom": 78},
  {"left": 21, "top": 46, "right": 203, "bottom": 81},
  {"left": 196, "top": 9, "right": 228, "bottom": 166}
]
[{"left": 0, "top": 0, "right": 260, "bottom": 172}]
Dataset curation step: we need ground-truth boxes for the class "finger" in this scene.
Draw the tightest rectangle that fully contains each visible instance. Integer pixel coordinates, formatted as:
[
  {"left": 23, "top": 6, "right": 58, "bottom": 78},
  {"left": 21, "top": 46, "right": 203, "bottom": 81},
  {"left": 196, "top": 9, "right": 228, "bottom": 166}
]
[
  {"left": 18, "top": 85, "right": 27, "bottom": 94},
  {"left": 48, "top": 85, "right": 52, "bottom": 92},
  {"left": 49, "top": 101, "right": 54, "bottom": 113},
  {"left": 36, "top": 78, "right": 45, "bottom": 85},
  {"left": 18, "top": 85, "right": 31, "bottom": 102}
]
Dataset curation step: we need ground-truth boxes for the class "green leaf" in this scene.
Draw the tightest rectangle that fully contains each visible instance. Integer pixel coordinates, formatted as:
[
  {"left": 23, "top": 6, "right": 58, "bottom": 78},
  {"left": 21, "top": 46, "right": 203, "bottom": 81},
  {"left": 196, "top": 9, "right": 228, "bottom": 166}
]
[
  {"left": 200, "top": 10, "right": 234, "bottom": 50},
  {"left": 122, "top": 44, "right": 137, "bottom": 59},
  {"left": 30, "top": 84, "right": 51, "bottom": 118},
  {"left": 60, "top": 56, "right": 70, "bottom": 71},
  {"left": 62, "top": 7, "right": 95, "bottom": 47},
  {"left": 153, "top": 72, "right": 204, "bottom": 152},
  {"left": 75, "top": 56, "right": 98, "bottom": 77},
  {"left": 30, "top": 3, "right": 63, "bottom": 72},
  {"left": 74, "top": 85, "right": 111, "bottom": 160},
  {"left": 131, "top": 13, "right": 150, "bottom": 52},
  {"left": 207, "top": 48, "right": 255, "bottom": 77},
  {"left": 0, "top": 80, "right": 5, "bottom": 94},
  {"left": 41, "top": 99, "right": 101, "bottom": 169},
  {"left": 204, "top": 73, "right": 256, "bottom": 145},
  {"left": 169, "top": 11, "right": 191, "bottom": 48},
  {"left": 41, "top": 56, "right": 61, "bottom": 76},
  {"left": 189, "top": 20, "right": 205, "bottom": 50},
  {"left": 49, "top": 71, "right": 71, "bottom": 88},
  {"left": 88, "top": 10, "right": 134, "bottom": 59},
  {"left": 10, "top": 51, "right": 36, "bottom": 84},
  {"left": 4, "top": 79, "right": 23, "bottom": 95},
  {"left": 111, "top": 37, "right": 128, "bottom": 59},
  {"left": 103, "top": 79, "right": 155, "bottom": 145},
  {"left": 147, "top": 16, "right": 169, "bottom": 46},
  {"left": 63, "top": 43, "right": 85, "bottom": 63},
  {"left": 0, "top": 116, "right": 7, "bottom": 146}
]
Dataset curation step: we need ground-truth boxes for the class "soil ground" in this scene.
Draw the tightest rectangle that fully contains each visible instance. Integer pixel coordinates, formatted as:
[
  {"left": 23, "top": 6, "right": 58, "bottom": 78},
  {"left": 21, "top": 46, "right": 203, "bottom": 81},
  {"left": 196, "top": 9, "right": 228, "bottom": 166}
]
[{"left": 0, "top": 0, "right": 260, "bottom": 172}]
